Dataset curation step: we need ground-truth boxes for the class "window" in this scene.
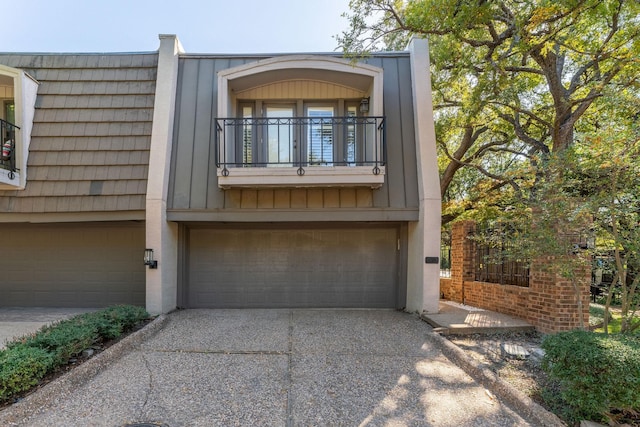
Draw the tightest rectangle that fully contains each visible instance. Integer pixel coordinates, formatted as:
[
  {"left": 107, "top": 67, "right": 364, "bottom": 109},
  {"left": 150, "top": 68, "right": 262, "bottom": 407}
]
[
  {"left": 265, "top": 104, "right": 295, "bottom": 166},
  {"left": 306, "top": 105, "right": 334, "bottom": 166},
  {"left": 230, "top": 100, "right": 374, "bottom": 168},
  {"left": 4, "top": 100, "right": 15, "bottom": 124},
  {"left": 240, "top": 104, "right": 253, "bottom": 164},
  {"left": 0, "top": 64, "right": 39, "bottom": 190}
]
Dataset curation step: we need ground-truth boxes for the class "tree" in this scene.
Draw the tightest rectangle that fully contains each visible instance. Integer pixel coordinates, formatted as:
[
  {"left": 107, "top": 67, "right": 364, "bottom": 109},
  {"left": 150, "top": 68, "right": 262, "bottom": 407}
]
[
  {"left": 338, "top": 0, "right": 640, "bottom": 224},
  {"left": 564, "top": 98, "right": 640, "bottom": 333}
]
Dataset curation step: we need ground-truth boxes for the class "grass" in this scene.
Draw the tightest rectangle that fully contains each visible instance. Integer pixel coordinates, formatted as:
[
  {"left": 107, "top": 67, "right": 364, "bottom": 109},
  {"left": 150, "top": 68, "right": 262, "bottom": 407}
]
[{"left": 590, "top": 303, "right": 640, "bottom": 335}]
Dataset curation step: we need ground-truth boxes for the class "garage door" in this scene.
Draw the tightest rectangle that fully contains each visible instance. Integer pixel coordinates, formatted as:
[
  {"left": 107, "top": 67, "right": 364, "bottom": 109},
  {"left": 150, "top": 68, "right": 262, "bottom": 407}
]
[
  {"left": 186, "top": 226, "right": 399, "bottom": 308},
  {"left": 0, "top": 224, "right": 145, "bottom": 307}
]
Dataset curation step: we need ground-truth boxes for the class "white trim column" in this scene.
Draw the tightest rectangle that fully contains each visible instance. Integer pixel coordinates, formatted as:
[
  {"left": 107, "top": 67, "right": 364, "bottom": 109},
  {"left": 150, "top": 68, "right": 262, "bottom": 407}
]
[
  {"left": 406, "top": 37, "right": 441, "bottom": 314},
  {"left": 145, "top": 34, "right": 184, "bottom": 315}
]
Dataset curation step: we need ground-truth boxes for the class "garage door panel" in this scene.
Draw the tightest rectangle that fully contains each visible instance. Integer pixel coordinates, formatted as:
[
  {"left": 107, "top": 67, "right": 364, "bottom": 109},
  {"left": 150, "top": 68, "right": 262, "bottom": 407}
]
[
  {"left": 0, "top": 224, "right": 145, "bottom": 307},
  {"left": 187, "top": 227, "right": 399, "bottom": 308}
]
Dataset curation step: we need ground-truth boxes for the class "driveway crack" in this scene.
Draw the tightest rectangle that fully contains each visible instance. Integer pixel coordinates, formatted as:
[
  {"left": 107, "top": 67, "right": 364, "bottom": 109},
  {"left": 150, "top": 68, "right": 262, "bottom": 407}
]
[{"left": 140, "top": 352, "right": 153, "bottom": 415}]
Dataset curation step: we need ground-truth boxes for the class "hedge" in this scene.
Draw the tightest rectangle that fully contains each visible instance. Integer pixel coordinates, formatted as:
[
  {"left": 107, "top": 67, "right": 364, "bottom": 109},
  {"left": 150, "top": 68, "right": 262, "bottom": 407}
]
[
  {"left": 0, "top": 305, "right": 149, "bottom": 403},
  {"left": 542, "top": 330, "right": 640, "bottom": 423}
]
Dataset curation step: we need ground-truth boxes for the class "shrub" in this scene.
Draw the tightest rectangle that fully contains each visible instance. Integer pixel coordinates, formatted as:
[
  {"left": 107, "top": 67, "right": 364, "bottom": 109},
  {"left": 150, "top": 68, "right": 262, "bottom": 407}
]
[
  {"left": 1, "top": 305, "right": 150, "bottom": 403},
  {"left": 92, "top": 305, "right": 149, "bottom": 339},
  {"left": 15, "top": 319, "right": 99, "bottom": 363},
  {"left": 76, "top": 305, "right": 149, "bottom": 340},
  {"left": 542, "top": 330, "right": 640, "bottom": 423},
  {"left": 0, "top": 346, "right": 55, "bottom": 401}
]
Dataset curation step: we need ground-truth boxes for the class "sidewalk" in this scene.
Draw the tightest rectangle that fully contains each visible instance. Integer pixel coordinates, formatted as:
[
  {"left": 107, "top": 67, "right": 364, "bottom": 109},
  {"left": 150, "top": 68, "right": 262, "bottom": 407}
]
[{"left": 421, "top": 300, "right": 535, "bottom": 335}]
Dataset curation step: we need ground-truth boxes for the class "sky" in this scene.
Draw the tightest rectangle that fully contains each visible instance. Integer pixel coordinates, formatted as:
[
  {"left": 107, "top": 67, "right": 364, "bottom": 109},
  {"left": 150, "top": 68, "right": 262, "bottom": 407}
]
[{"left": 4, "top": 0, "right": 354, "bottom": 54}]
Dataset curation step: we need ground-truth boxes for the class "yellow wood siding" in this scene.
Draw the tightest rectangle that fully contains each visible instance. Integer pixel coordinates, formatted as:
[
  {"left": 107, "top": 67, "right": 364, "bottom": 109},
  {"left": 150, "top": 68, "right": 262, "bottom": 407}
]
[
  {"left": 235, "top": 80, "right": 365, "bottom": 100},
  {"left": 223, "top": 188, "right": 375, "bottom": 209},
  {"left": 0, "top": 85, "right": 13, "bottom": 98}
]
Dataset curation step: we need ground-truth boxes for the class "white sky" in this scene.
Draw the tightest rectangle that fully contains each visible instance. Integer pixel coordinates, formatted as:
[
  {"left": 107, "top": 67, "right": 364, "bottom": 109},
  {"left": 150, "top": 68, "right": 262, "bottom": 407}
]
[{"left": 4, "top": 0, "right": 353, "bottom": 54}]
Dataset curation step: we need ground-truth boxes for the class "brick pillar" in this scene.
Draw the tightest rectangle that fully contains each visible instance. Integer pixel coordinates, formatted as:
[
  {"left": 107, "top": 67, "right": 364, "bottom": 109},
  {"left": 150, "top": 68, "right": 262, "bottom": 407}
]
[
  {"left": 512, "top": 255, "right": 591, "bottom": 333},
  {"left": 444, "top": 221, "right": 476, "bottom": 303}
]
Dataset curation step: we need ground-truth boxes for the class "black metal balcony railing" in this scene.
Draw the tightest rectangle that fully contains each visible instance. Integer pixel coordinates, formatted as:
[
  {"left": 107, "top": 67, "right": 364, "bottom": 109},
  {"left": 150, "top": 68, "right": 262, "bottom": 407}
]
[
  {"left": 1, "top": 118, "right": 19, "bottom": 179},
  {"left": 215, "top": 116, "right": 385, "bottom": 176}
]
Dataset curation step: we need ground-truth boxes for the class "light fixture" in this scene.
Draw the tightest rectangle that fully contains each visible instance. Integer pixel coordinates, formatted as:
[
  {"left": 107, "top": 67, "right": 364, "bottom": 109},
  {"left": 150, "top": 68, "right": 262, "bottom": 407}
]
[
  {"left": 144, "top": 248, "right": 158, "bottom": 269},
  {"left": 359, "top": 97, "right": 370, "bottom": 113}
]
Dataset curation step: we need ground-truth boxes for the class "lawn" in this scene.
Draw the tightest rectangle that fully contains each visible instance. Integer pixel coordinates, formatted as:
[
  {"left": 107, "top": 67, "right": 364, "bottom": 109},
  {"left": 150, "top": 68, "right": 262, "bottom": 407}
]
[{"left": 590, "top": 303, "right": 640, "bottom": 335}]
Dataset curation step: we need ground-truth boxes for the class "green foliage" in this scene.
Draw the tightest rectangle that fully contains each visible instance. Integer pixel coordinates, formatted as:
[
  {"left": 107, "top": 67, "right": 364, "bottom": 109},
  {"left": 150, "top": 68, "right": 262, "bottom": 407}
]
[
  {"left": 0, "top": 305, "right": 149, "bottom": 403},
  {"left": 563, "top": 124, "right": 640, "bottom": 334},
  {"left": 78, "top": 305, "right": 150, "bottom": 340},
  {"left": 542, "top": 331, "right": 640, "bottom": 423},
  {"left": 14, "top": 320, "right": 98, "bottom": 364},
  {"left": 338, "top": 0, "right": 640, "bottom": 225},
  {"left": 0, "top": 346, "right": 55, "bottom": 401}
]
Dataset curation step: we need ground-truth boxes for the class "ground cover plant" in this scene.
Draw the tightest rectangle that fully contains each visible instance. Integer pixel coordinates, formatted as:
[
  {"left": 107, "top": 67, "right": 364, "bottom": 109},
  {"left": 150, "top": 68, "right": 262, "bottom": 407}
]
[
  {"left": 0, "top": 305, "right": 149, "bottom": 403},
  {"left": 541, "top": 330, "right": 640, "bottom": 425}
]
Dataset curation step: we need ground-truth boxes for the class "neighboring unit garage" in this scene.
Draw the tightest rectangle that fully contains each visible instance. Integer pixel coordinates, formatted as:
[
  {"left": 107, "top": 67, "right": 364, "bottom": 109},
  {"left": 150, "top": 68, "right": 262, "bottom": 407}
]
[
  {"left": 0, "top": 223, "right": 145, "bottom": 307},
  {"left": 182, "top": 224, "right": 404, "bottom": 309}
]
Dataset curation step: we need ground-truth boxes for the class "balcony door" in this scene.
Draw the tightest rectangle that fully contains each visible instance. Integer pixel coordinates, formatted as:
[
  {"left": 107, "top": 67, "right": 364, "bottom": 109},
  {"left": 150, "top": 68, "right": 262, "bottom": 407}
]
[
  {"left": 305, "top": 105, "right": 335, "bottom": 166},
  {"left": 233, "top": 101, "right": 367, "bottom": 168},
  {"left": 264, "top": 104, "right": 295, "bottom": 166}
]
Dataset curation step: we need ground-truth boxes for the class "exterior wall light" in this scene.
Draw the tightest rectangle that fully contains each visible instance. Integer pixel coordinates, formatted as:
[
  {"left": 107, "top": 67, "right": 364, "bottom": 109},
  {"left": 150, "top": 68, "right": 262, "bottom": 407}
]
[
  {"left": 359, "top": 97, "right": 370, "bottom": 113},
  {"left": 144, "top": 248, "right": 158, "bottom": 269}
]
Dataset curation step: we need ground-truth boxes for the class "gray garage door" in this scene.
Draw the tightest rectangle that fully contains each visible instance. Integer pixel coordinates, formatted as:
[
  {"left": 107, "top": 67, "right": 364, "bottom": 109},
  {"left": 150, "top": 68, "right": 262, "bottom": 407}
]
[
  {"left": 0, "top": 223, "right": 145, "bottom": 307},
  {"left": 186, "top": 226, "right": 399, "bottom": 308}
]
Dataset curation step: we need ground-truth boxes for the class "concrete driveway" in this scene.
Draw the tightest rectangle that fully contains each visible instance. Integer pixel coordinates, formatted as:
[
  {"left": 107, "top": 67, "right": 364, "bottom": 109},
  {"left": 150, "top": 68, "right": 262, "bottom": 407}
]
[{"left": 2, "top": 309, "right": 539, "bottom": 426}]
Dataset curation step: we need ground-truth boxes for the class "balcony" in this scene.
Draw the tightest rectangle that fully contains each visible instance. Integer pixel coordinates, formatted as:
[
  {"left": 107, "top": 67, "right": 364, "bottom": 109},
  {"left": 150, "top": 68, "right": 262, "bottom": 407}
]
[
  {"left": 215, "top": 116, "right": 385, "bottom": 189},
  {"left": 1, "top": 119, "right": 18, "bottom": 180}
]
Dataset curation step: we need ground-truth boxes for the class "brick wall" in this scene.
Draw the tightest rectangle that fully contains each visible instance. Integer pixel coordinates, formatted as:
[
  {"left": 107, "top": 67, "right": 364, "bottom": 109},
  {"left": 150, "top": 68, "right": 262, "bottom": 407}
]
[{"left": 440, "top": 221, "right": 590, "bottom": 333}]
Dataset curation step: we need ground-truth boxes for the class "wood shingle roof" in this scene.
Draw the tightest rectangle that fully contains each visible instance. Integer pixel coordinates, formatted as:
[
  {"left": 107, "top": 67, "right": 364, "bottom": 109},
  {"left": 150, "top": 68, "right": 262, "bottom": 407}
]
[{"left": 0, "top": 52, "right": 158, "bottom": 218}]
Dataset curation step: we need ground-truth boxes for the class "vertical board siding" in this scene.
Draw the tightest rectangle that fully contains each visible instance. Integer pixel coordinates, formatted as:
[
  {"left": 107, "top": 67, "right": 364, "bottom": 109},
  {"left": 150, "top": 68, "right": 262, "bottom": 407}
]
[
  {"left": 168, "top": 54, "right": 419, "bottom": 217},
  {"left": 190, "top": 59, "right": 216, "bottom": 209},
  {"left": 380, "top": 57, "right": 405, "bottom": 209},
  {"left": 171, "top": 59, "right": 199, "bottom": 208},
  {"left": 206, "top": 58, "right": 234, "bottom": 209},
  {"left": 365, "top": 57, "right": 391, "bottom": 210},
  {"left": 397, "top": 57, "right": 419, "bottom": 208}
]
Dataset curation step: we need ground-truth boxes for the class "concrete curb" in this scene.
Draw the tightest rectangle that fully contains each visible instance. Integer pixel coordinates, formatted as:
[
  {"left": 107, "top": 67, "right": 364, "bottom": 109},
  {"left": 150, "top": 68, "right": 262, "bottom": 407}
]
[
  {"left": 423, "top": 329, "right": 566, "bottom": 426},
  {"left": 0, "top": 314, "right": 168, "bottom": 426}
]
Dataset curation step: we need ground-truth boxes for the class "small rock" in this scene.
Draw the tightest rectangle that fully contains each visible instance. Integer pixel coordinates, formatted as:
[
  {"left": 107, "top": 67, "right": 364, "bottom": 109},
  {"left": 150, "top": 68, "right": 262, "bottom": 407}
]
[
  {"left": 82, "top": 348, "right": 95, "bottom": 358},
  {"left": 530, "top": 347, "right": 545, "bottom": 360},
  {"left": 501, "top": 343, "right": 530, "bottom": 359}
]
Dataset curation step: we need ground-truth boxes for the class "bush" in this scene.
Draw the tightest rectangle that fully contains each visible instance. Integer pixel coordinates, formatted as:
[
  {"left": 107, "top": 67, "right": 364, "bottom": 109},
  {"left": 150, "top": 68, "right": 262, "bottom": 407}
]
[
  {"left": 0, "top": 346, "right": 55, "bottom": 401},
  {"left": 14, "top": 319, "right": 99, "bottom": 364},
  {"left": 542, "top": 330, "right": 640, "bottom": 423},
  {"left": 90, "top": 305, "right": 149, "bottom": 339},
  {"left": 73, "top": 305, "right": 150, "bottom": 341},
  {"left": 0, "top": 305, "right": 150, "bottom": 403}
]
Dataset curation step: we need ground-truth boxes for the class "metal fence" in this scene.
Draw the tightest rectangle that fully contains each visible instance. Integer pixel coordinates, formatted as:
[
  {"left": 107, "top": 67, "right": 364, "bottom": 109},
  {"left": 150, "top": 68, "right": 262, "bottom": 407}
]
[
  {"left": 473, "top": 225, "right": 530, "bottom": 287},
  {"left": 440, "top": 229, "right": 451, "bottom": 278}
]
